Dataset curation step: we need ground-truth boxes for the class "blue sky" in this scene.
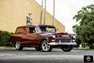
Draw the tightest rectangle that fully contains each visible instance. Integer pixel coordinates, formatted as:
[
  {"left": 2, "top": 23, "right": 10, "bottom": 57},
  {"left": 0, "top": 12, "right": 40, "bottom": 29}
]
[{"left": 35, "top": 0, "right": 94, "bottom": 33}]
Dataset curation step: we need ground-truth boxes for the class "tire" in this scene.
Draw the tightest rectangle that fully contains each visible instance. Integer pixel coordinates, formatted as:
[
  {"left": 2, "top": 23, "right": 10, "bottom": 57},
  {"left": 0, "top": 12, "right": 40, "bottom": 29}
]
[
  {"left": 89, "top": 46, "right": 94, "bottom": 49},
  {"left": 89, "top": 43, "right": 94, "bottom": 49},
  {"left": 61, "top": 45, "right": 73, "bottom": 52},
  {"left": 41, "top": 40, "right": 52, "bottom": 52},
  {"left": 35, "top": 47, "right": 41, "bottom": 51},
  {"left": 15, "top": 41, "right": 23, "bottom": 50}
]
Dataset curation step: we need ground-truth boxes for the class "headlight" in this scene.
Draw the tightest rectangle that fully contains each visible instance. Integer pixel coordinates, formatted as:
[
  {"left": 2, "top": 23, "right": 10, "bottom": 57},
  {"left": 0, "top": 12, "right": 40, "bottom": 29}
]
[
  {"left": 52, "top": 35, "right": 56, "bottom": 38},
  {"left": 73, "top": 35, "right": 76, "bottom": 38}
]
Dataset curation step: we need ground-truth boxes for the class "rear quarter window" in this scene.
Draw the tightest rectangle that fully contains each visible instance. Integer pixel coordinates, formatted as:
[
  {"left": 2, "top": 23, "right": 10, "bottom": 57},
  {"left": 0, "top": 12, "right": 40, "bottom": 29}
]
[{"left": 15, "top": 27, "right": 26, "bottom": 34}]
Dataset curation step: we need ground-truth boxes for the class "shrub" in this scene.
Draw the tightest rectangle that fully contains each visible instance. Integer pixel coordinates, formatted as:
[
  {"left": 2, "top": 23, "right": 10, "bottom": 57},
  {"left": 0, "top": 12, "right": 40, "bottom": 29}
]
[{"left": 0, "top": 30, "right": 14, "bottom": 46}]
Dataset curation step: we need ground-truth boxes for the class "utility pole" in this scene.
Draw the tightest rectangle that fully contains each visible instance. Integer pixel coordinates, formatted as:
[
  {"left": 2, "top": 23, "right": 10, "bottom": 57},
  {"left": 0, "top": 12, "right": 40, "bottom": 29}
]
[
  {"left": 40, "top": 0, "right": 43, "bottom": 25},
  {"left": 43, "top": 0, "right": 46, "bottom": 25},
  {"left": 52, "top": 0, "right": 55, "bottom": 26}
]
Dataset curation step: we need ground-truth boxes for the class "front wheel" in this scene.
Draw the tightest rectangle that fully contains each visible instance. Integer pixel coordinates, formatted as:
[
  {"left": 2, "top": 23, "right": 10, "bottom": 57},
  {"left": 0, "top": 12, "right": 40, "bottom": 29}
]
[
  {"left": 15, "top": 41, "right": 23, "bottom": 50},
  {"left": 61, "top": 45, "right": 73, "bottom": 52},
  {"left": 41, "top": 40, "right": 52, "bottom": 52}
]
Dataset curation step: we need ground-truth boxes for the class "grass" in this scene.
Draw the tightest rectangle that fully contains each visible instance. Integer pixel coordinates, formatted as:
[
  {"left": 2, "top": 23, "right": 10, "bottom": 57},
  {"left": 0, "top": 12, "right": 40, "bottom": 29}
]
[
  {"left": 0, "top": 46, "right": 14, "bottom": 48},
  {"left": 73, "top": 47, "right": 94, "bottom": 50}
]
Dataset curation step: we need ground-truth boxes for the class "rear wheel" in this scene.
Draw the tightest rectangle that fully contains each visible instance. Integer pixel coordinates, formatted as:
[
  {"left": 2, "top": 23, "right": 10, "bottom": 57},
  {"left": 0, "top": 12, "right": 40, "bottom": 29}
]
[
  {"left": 61, "top": 45, "right": 73, "bottom": 52},
  {"left": 41, "top": 40, "right": 52, "bottom": 52},
  {"left": 89, "top": 43, "right": 94, "bottom": 49},
  {"left": 15, "top": 41, "right": 23, "bottom": 50}
]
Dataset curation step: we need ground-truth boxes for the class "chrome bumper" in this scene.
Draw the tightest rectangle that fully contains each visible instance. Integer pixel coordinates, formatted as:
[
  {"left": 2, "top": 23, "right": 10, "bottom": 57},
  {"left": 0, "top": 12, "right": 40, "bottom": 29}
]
[{"left": 48, "top": 42, "right": 77, "bottom": 46}]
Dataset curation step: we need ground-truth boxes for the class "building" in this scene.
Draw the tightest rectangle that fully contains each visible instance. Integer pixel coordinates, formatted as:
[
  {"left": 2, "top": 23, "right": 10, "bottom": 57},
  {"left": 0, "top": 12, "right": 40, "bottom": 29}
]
[{"left": 0, "top": 0, "right": 65, "bottom": 32}]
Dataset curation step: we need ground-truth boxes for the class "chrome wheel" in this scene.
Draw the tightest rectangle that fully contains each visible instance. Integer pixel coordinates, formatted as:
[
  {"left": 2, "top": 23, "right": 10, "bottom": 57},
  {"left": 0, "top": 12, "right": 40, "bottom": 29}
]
[
  {"left": 41, "top": 40, "right": 52, "bottom": 52},
  {"left": 15, "top": 41, "right": 23, "bottom": 50}
]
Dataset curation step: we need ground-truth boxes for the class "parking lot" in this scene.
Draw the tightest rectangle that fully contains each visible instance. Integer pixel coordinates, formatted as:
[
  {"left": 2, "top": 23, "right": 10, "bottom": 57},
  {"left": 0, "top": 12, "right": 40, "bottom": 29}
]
[{"left": 0, "top": 48, "right": 94, "bottom": 63}]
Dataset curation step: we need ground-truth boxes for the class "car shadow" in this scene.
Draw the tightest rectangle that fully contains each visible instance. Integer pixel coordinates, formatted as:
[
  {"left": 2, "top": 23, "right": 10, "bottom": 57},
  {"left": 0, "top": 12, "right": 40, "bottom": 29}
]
[{"left": 0, "top": 47, "right": 72, "bottom": 54}]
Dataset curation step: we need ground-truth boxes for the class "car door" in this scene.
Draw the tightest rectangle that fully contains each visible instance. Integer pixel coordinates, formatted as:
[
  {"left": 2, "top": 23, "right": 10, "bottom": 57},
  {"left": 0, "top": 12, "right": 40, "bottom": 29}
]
[{"left": 25, "top": 26, "right": 40, "bottom": 45}]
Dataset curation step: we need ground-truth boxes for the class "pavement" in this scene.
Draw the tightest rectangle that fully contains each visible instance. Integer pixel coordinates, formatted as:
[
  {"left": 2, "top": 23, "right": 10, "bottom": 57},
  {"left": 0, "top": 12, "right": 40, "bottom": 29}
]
[{"left": 0, "top": 47, "right": 94, "bottom": 63}]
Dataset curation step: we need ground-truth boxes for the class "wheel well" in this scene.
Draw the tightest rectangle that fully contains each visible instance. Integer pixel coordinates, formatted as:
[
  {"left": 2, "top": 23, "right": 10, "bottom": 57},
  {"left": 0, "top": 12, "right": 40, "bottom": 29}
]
[{"left": 40, "top": 39, "right": 47, "bottom": 44}]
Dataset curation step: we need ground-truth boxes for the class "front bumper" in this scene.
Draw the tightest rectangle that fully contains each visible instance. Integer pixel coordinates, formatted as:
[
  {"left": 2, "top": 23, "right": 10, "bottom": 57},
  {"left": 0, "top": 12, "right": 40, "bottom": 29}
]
[{"left": 48, "top": 42, "right": 77, "bottom": 46}]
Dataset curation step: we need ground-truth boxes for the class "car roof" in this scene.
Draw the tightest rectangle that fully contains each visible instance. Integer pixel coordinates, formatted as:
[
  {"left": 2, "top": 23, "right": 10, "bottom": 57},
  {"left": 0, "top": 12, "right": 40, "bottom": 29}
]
[
  {"left": 17, "top": 25, "right": 55, "bottom": 28},
  {"left": 38, "top": 25, "right": 55, "bottom": 27}
]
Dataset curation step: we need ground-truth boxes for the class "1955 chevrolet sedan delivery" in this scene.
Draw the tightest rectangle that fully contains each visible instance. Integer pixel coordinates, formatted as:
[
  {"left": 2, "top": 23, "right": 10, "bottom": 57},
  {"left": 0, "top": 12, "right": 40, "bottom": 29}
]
[{"left": 10, "top": 25, "right": 76, "bottom": 52}]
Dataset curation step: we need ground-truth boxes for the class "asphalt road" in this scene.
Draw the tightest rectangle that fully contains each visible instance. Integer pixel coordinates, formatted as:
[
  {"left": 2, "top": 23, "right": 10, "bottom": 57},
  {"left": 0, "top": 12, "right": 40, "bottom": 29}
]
[{"left": 0, "top": 48, "right": 94, "bottom": 63}]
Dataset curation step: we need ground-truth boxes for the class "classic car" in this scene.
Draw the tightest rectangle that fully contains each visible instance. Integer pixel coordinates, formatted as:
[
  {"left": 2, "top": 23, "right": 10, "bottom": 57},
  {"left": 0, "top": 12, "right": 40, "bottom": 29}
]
[{"left": 10, "top": 25, "right": 77, "bottom": 52}]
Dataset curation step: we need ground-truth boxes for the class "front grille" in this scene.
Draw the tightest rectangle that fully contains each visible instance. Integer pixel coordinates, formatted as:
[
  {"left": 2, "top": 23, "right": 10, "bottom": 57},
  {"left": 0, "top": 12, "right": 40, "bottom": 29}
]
[{"left": 55, "top": 39, "right": 70, "bottom": 42}]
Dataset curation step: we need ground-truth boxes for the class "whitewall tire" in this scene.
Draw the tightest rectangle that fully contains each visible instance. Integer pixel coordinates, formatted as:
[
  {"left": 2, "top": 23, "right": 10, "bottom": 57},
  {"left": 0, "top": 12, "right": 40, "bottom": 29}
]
[{"left": 15, "top": 41, "right": 23, "bottom": 50}]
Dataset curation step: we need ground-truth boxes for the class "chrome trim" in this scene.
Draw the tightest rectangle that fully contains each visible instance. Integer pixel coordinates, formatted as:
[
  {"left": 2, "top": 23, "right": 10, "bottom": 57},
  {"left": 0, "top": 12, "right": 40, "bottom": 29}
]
[{"left": 48, "top": 42, "right": 77, "bottom": 45}]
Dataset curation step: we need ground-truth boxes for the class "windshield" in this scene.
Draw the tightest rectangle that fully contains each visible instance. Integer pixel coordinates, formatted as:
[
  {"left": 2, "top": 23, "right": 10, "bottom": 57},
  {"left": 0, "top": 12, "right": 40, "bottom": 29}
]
[{"left": 39, "top": 26, "right": 56, "bottom": 33}]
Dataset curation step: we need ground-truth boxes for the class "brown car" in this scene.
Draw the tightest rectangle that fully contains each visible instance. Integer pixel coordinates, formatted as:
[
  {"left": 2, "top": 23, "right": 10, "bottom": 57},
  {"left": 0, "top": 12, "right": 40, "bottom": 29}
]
[{"left": 10, "top": 25, "right": 76, "bottom": 52}]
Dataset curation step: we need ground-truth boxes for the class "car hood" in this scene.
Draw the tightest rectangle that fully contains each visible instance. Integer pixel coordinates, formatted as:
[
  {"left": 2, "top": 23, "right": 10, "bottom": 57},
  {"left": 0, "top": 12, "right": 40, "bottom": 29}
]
[{"left": 40, "top": 32, "right": 71, "bottom": 38}]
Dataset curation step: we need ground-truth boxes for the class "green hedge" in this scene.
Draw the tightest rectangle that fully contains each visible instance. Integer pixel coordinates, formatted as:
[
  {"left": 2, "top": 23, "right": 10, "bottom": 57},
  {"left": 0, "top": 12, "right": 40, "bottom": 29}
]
[{"left": 0, "top": 30, "right": 14, "bottom": 46}]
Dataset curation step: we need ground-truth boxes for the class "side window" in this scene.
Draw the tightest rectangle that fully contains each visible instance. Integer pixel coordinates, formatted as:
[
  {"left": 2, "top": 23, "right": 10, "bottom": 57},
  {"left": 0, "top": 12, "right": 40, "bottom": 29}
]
[
  {"left": 15, "top": 27, "right": 26, "bottom": 34},
  {"left": 35, "top": 26, "right": 41, "bottom": 33},
  {"left": 29, "top": 27, "right": 36, "bottom": 33}
]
